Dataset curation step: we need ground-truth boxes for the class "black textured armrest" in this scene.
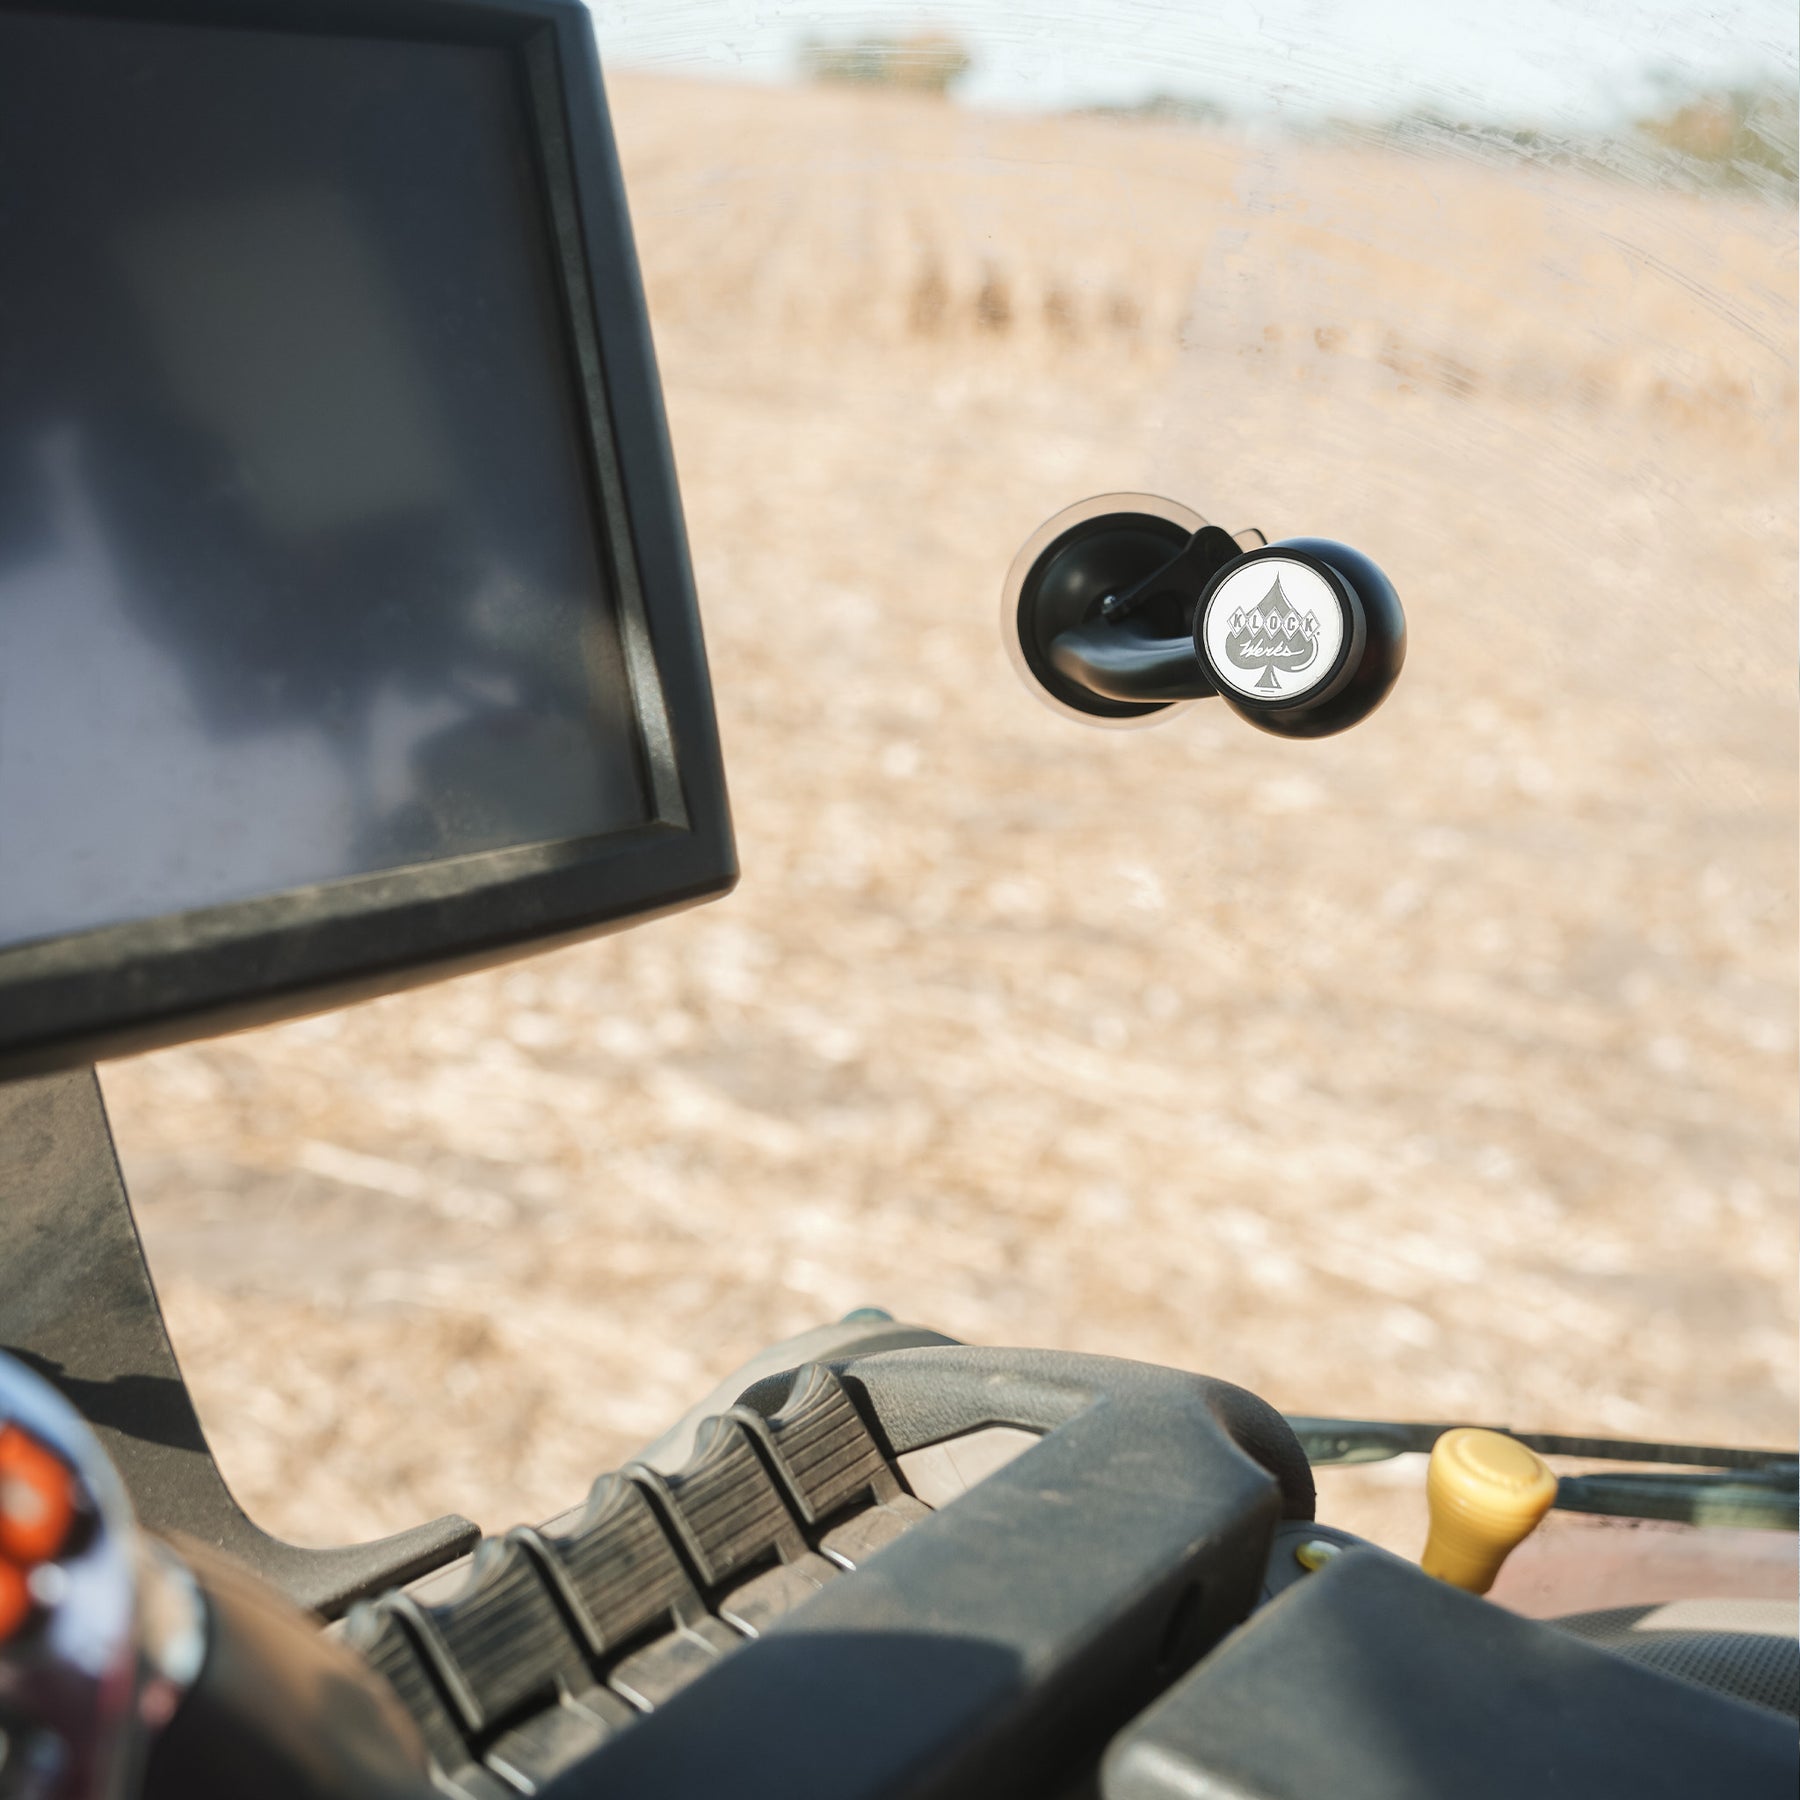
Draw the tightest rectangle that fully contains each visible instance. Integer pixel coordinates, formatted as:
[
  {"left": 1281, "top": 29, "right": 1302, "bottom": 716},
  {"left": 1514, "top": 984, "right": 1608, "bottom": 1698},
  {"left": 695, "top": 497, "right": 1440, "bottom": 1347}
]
[{"left": 1103, "top": 1549, "right": 1798, "bottom": 1800}]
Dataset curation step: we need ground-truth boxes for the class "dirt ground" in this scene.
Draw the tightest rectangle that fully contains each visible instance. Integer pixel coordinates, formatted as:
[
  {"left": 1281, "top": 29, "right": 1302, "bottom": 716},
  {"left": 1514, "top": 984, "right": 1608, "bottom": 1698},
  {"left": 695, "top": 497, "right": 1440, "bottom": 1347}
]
[{"left": 101, "top": 76, "right": 1797, "bottom": 1555}]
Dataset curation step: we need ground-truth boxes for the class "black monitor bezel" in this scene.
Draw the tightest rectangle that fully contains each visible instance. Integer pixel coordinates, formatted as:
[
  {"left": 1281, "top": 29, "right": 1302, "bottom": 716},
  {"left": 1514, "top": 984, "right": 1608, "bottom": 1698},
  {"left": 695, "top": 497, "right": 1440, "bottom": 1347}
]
[{"left": 0, "top": 0, "right": 735, "bottom": 1081}]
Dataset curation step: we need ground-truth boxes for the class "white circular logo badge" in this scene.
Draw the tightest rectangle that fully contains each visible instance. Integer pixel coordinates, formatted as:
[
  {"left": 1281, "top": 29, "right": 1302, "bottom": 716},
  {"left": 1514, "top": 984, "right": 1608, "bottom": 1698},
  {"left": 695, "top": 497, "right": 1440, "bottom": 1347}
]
[{"left": 1201, "top": 558, "right": 1344, "bottom": 703}]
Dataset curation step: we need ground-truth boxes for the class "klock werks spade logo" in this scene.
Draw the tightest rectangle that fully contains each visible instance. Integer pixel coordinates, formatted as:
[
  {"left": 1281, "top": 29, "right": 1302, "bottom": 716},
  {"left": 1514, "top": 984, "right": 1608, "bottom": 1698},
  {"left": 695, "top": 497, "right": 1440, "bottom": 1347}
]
[
  {"left": 1223, "top": 575, "right": 1320, "bottom": 691},
  {"left": 1201, "top": 558, "right": 1344, "bottom": 703}
]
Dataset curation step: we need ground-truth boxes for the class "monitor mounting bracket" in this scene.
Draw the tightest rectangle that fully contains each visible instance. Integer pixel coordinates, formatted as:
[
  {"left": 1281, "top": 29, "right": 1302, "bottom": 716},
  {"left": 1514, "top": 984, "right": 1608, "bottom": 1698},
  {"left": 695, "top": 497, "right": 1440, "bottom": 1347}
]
[{"left": 0, "top": 1069, "right": 478, "bottom": 1619}]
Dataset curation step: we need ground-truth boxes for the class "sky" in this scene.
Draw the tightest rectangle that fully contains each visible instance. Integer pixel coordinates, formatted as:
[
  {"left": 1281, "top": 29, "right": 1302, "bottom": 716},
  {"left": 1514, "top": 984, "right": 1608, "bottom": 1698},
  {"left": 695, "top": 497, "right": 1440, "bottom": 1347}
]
[{"left": 584, "top": 0, "right": 1798, "bottom": 128}]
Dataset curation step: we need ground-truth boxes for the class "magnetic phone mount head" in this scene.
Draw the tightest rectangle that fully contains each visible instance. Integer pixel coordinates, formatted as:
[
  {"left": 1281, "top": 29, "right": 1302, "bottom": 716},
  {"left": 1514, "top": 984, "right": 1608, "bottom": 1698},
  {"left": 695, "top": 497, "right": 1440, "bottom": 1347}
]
[
  {"left": 1196, "top": 537, "right": 1405, "bottom": 739},
  {"left": 1003, "top": 495, "right": 1404, "bottom": 739}
]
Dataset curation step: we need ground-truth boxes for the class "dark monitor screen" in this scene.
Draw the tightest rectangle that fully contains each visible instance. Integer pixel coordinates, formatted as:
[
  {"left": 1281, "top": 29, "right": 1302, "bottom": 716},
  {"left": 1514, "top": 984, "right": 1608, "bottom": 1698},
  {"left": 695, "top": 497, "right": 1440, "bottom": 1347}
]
[
  {"left": 0, "top": 8, "right": 648, "bottom": 946},
  {"left": 0, "top": 0, "right": 733, "bottom": 1077}
]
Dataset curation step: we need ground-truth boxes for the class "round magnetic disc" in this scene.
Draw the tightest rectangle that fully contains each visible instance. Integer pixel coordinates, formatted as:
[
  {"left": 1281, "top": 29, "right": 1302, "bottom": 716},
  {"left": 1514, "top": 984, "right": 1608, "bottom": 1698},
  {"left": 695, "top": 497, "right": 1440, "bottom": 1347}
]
[{"left": 1001, "top": 492, "right": 1206, "bottom": 728}]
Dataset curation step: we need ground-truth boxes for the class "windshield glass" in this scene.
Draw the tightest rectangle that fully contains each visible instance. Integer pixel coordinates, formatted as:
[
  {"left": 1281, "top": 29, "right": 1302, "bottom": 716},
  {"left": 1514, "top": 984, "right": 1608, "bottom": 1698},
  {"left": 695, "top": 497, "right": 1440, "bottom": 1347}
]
[{"left": 106, "top": 0, "right": 1796, "bottom": 1553}]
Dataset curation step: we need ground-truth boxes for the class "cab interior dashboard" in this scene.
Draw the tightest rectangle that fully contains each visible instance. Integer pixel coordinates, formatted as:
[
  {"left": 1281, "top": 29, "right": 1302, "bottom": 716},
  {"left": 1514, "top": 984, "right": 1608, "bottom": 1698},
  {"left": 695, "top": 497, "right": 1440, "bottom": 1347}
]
[{"left": 0, "top": 2, "right": 1792, "bottom": 1797}]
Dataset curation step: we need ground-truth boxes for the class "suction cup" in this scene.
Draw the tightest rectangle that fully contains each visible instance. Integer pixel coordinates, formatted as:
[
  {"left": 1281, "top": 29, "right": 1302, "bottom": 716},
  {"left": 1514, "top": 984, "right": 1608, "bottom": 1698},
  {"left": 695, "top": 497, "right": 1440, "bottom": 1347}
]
[{"left": 1002, "top": 493, "right": 1205, "bottom": 728}]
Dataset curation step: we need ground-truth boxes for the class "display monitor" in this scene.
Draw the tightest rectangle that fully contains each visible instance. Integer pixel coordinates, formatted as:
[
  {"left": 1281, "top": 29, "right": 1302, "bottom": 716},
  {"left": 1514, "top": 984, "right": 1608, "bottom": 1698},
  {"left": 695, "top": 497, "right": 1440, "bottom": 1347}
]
[{"left": 0, "top": 0, "right": 734, "bottom": 1079}]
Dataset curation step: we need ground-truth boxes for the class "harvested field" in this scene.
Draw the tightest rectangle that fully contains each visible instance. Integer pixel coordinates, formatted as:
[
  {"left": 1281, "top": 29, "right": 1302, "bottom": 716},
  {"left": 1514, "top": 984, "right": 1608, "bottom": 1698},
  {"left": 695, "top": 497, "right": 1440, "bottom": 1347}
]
[{"left": 102, "top": 74, "right": 1796, "bottom": 1555}]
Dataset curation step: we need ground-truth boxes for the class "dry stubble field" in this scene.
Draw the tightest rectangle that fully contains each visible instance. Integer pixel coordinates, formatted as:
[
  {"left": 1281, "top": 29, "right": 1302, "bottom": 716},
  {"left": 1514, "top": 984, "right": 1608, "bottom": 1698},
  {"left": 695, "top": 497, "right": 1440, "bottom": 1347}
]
[{"left": 102, "top": 76, "right": 1797, "bottom": 1552}]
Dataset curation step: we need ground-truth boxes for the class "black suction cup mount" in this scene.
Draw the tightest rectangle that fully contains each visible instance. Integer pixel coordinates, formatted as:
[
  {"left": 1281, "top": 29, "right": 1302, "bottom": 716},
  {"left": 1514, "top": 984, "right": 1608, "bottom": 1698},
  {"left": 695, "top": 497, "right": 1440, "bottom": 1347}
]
[{"left": 1004, "top": 494, "right": 1405, "bottom": 739}]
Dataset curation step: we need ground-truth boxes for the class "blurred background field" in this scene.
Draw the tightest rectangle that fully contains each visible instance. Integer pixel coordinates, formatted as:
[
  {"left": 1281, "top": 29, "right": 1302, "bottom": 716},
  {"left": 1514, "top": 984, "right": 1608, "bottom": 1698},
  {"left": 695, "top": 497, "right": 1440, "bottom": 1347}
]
[{"left": 102, "top": 16, "right": 1796, "bottom": 1551}]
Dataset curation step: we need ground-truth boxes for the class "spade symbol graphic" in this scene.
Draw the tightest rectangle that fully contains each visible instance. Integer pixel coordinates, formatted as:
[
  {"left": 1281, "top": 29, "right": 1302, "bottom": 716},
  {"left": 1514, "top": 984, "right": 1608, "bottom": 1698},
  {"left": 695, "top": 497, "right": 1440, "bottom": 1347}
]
[{"left": 1224, "top": 576, "right": 1321, "bottom": 692}]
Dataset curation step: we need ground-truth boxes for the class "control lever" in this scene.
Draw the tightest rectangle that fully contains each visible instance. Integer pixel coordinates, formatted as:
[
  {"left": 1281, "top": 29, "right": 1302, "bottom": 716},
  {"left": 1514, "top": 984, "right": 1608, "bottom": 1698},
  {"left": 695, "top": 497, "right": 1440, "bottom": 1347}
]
[
  {"left": 1003, "top": 493, "right": 1404, "bottom": 737},
  {"left": 1420, "top": 1427, "right": 1558, "bottom": 1595}
]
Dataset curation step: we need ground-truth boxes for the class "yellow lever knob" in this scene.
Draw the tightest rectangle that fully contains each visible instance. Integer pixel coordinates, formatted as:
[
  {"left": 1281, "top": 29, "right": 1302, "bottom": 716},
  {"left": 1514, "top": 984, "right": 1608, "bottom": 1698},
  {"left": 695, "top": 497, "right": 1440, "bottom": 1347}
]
[{"left": 1421, "top": 1428, "right": 1558, "bottom": 1595}]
